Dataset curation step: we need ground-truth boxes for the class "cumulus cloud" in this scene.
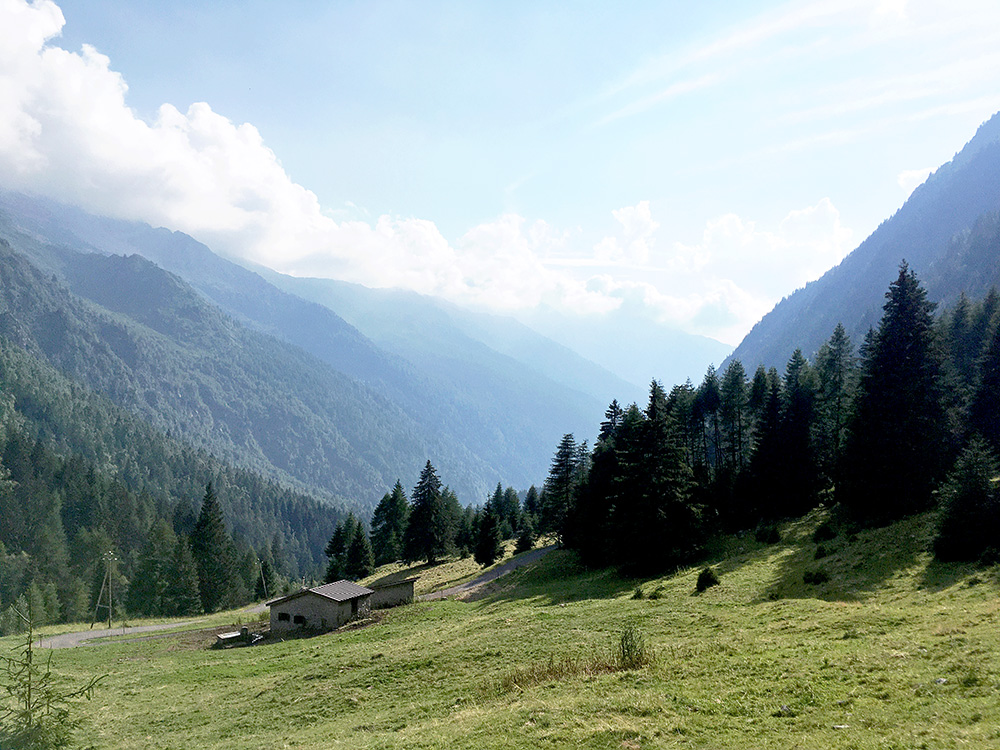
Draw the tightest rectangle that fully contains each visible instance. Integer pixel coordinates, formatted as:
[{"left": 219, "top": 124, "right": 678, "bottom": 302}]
[
  {"left": 0, "top": 0, "right": 857, "bottom": 345},
  {"left": 581, "top": 197, "right": 854, "bottom": 344}
]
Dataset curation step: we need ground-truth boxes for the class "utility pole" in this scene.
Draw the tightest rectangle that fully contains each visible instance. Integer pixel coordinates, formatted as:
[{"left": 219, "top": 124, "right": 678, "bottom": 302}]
[
  {"left": 90, "top": 551, "right": 118, "bottom": 630},
  {"left": 258, "top": 558, "right": 268, "bottom": 600}
]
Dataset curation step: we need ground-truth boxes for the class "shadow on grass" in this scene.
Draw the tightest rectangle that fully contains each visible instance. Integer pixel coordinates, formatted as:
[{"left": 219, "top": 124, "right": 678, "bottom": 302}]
[
  {"left": 755, "top": 512, "right": 935, "bottom": 603},
  {"left": 466, "top": 548, "right": 641, "bottom": 606}
]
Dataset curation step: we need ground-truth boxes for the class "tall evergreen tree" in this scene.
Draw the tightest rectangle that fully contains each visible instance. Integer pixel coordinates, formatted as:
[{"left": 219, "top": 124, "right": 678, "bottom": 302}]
[
  {"left": 474, "top": 497, "right": 503, "bottom": 568},
  {"left": 126, "top": 519, "right": 177, "bottom": 616},
  {"left": 969, "top": 316, "right": 1000, "bottom": 453},
  {"left": 541, "top": 434, "right": 578, "bottom": 544},
  {"left": 719, "top": 360, "right": 750, "bottom": 471},
  {"left": 324, "top": 513, "right": 360, "bottom": 582},
  {"left": 190, "top": 483, "right": 241, "bottom": 613},
  {"left": 776, "top": 349, "right": 818, "bottom": 516},
  {"left": 814, "top": 323, "right": 855, "bottom": 484},
  {"left": 164, "top": 537, "right": 202, "bottom": 616},
  {"left": 345, "top": 524, "right": 375, "bottom": 580},
  {"left": 840, "top": 263, "right": 946, "bottom": 520},
  {"left": 370, "top": 481, "right": 409, "bottom": 566},
  {"left": 403, "top": 461, "right": 454, "bottom": 564}
]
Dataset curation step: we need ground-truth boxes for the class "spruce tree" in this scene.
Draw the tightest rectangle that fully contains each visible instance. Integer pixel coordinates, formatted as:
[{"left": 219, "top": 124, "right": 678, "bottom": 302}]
[
  {"left": 814, "top": 323, "right": 855, "bottom": 484},
  {"left": 934, "top": 438, "right": 1000, "bottom": 562},
  {"left": 370, "top": 481, "right": 409, "bottom": 566},
  {"left": 126, "top": 519, "right": 177, "bottom": 616},
  {"left": 403, "top": 461, "right": 454, "bottom": 564},
  {"left": 164, "top": 537, "right": 202, "bottom": 616},
  {"left": 969, "top": 317, "right": 1000, "bottom": 452},
  {"left": 190, "top": 483, "right": 238, "bottom": 613},
  {"left": 839, "top": 263, "right": 946, "bottom": 521},
  {"left": 474, "top": 500, "right": 503, "bottom": 568},
  {"left": 541, "top": 434, "right": 578, "bottom": 544},
  {"left": 324, "top": 514, "right": 359, "bottom": 582},
  {"left": 345, "top": 524, "right": 375, "bottom": 580}
]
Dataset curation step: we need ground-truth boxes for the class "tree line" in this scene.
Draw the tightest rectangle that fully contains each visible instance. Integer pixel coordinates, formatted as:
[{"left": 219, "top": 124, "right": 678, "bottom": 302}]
[
  {"left": 535, "top": 263, "right": 1000, "bottom": 573},
  {"left": 322, "top": 461, "right": 542, "bottom": 582}
]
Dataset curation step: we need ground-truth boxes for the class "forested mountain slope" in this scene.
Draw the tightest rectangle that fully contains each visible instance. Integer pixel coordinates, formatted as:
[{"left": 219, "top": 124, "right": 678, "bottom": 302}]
[
  {"left": 0, "top": 194, "right": 614, "bottom": 499},
  {"left": 0, "top": 238, "right": 457, "bottom": 508},
  {"left": 728, "top": 112, "right": 1000, "bottom": 370}
]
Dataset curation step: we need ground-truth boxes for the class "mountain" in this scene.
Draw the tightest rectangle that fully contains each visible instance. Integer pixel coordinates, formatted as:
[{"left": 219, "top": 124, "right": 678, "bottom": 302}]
[
  {"left": 0, "top": 194, "right": 621, "bottom": 501},
  {"left": 519, "top": 305, "right": 732, "bottom": 391},
  {"left": 0, "top": 238, "right": 441, "bottom": 507},
  {"left": 727, "top": 112, "right": 1000, "bottom": 371}
]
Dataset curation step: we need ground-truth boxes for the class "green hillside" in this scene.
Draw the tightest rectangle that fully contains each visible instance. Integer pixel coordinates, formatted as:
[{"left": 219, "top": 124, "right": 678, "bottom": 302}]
[{"left": 23, "top": 509, "right": 1000, "bottom": 749}]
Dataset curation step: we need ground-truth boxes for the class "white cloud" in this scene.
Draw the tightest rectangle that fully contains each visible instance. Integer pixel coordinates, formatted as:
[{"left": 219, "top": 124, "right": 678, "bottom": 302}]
[
  {"left": 0, "top": 0, "right": 859, "bottom": 346},
  {"left": 577, "top": 198, "right": 855, "bottom": 344}
]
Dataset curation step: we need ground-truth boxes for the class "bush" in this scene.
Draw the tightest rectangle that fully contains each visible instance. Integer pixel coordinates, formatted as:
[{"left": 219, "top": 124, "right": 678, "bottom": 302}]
[
  {"left": 814, "top": 545, "right": 828, "bottom": 560},
  {"left": 755, "top": 524, "right": 781, "bottom": 544},
  {"left": 803, "top": 568, "right": 829, "bottom": 585},
  {"left": 696, "top": 567, "right": 720, "bottom": 593},
  {"left": 631, "top": 587, "right": 644, "bottom": 600},
  {"left": 812, "top": 520, "right": 837, "bottom": 543}
]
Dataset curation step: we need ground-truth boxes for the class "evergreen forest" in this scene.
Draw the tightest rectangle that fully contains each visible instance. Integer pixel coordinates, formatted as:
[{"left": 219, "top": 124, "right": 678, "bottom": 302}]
[{"left": 536, "top": 263, "right": 1000, "bottom": 574}]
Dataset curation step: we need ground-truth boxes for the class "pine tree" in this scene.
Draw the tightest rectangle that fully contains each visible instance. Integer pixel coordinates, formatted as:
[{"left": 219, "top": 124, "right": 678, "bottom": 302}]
[
  {"left": 541, "top": 434, "right": 578, "bottom": 544},
  {"left": 126, "top": 519, "right": 177, "bottom": 616},
  {"left": 403, "top": 461, "right": 454, "bottom": 564},
  {"left": 345, "top": 524, "right": 375, "bottom": 580},
  {"left": 190, "top": 483, "right": 238, "bottom": 613},
  {"left": 474, "top": 499, "right": 503, "bottom": 568},
  {"left": 164, "top": 537, "right": 201, "bottom": 616},
  {"left": 719, "top": 360, "right": 749, "bottom": 471},
  {"left": 969, "top": 316, "right": 1000, "bottom": 452},
  {"left": 370, "top": 481, "right": 409, "bottom": 566},
  {"left": 814, "top": 324, "right": 855, "bottom": 484},
  {"left": 840, "top": 263, "right": 946, "bottom": 520},
  {"left": 776, "top": 349, "right": 818, "bottom": 516},
  {"left": 324, "top": 514, "right": 359, "bottom": 582}
]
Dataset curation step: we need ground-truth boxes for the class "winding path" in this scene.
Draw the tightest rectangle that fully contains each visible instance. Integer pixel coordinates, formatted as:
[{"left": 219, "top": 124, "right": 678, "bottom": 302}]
[{"left": 420, "top": 544, "right": 555, "bottom": 601}]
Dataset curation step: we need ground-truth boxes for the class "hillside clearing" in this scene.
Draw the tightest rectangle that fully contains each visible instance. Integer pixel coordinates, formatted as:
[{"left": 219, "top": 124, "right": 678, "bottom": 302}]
[{"left": 11, "top": 510, "right": 1000, "bottom": 749}]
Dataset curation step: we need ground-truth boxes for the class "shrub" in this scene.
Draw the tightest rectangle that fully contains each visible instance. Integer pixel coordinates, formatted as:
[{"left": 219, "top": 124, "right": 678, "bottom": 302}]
[
  {"left": 647, "top": 586, "right": 664, "bottom": 600},
  {"left": 812, "top": 520, "right": 837, "bottom": 543},
  {"left": 755, "top": 524, "right": 781, "bottom": 544},
  {"left": 803, "top": 568, "right": 829, "bottom": 585},
  {"left": 631, "top": 587, "right": 644, "bottom": 600},
  {"left": 814, "top": 545, "right": 828, "bottom": 560},
  {"left": 696, "top": 567, "right": 720, "bottom": 593}
]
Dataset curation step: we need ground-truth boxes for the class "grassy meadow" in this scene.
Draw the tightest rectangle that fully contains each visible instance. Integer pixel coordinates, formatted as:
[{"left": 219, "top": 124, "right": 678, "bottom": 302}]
[{"left": 12, "top": 509, "right": 1000, "bottom": 749}]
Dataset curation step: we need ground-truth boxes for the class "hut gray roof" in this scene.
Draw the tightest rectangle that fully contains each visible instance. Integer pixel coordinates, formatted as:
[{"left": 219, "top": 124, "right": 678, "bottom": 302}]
[{"left": 267, "top": 580, "right": 374, "bottom": 607}]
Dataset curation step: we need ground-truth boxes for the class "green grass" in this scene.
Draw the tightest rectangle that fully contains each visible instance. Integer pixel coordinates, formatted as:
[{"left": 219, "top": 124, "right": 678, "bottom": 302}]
[{"left": 10, "top": 510, "right": 1000, "bottom": 749}]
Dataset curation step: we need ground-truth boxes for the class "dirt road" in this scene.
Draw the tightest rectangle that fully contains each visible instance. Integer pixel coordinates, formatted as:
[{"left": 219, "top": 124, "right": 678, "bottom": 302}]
[
  {"left": 36, "top": 620, "right": 205, "bottom": 649},
  {"left": 420, "top": 544, "right": 555, "bottom": 601}
]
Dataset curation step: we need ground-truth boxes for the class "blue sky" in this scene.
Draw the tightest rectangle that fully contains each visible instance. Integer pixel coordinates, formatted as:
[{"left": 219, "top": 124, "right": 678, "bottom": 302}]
[{"left": 3, "top": 0, "right": 1000, "bottom": 344}]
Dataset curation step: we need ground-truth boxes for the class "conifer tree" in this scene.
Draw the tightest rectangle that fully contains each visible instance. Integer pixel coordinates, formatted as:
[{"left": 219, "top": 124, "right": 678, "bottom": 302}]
[
  {"left": 814, "top": 323, "right": 855, "bottom": 483},
  {"left": 474, "top": 499, "right": 502, "bottom": 568},
  {"left": 190, "top": 483, "right": 238, "bottom": 612},
  {"left": 345, "top": 524, "right": 375, "bottom": 580},
  {"left": 541, "top": 434, "right": 578, "bottom": 544},
  {"left": 370, "top": 482, "right": 409, "bottom": 566},
  {"left": 324, "top": 514, "right": 359, "bottom": 582},
  {"left": 840, "top": 263, "right": 946, "bottom": 520},
  {"left": 126, "top": 519, "right": 177, "bottom": 616},
  {"left": 969, "top": 316, "right": 1000, "bottom": 453},
  {"left": 403, "top": 461, "right": 454, "bottom": 564},
  {"left": 164, "top": 537, "right": 201, "bottom": 616},
  {"left": 776, "top": 349, "right": 818, "bottom": 516}
]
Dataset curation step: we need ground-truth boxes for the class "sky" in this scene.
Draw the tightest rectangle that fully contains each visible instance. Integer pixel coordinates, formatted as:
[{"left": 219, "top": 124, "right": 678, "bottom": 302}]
[{"left": 1, "top": 0, "right": 1000, "bottom": 345}]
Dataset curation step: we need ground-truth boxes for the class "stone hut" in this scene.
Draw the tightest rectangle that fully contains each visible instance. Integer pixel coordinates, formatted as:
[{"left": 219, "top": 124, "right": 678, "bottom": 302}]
[
  {"left": 267, "top": 580, "right": 373, "bottom": 633},
  {"left": 369, "top": 577, "right": 417, "bottom": 609}
]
